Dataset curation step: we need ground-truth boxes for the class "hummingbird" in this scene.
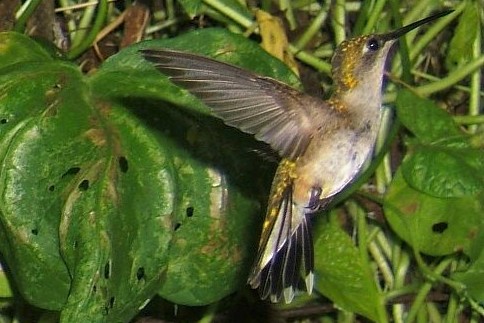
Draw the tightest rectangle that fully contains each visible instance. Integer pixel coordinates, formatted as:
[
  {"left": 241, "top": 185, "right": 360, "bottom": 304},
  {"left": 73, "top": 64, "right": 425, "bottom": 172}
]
[{"left": 141, "top": 10, "right": 452, "bottom": 303}]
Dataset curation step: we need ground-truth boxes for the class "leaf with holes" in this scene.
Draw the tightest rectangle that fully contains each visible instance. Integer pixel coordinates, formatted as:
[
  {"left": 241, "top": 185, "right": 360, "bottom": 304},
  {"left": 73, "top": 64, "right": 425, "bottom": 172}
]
[
  {"left": 0, "top": 52, "right": 177, "bottom": 320},
  {"left": 0, "top": 30, "right": 272, "bottom": 321},
  {"left": 384, "top": 170, "right": 482, "bottom": 256}
]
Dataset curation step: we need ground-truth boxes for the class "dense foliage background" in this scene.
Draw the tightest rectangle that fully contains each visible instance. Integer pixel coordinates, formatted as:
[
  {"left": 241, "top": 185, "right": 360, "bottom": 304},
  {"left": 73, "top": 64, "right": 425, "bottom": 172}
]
[{"left": 0, "top": 0, "right": 482, "bottom": 322}]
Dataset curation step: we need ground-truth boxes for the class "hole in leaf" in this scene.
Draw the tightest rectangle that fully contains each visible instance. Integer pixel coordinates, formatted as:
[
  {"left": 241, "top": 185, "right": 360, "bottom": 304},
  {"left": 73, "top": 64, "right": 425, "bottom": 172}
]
[
  {"left": 62, "top": 167, "right": 81, "bottom": 178},
  {"left": 0, "top": 118, "right": 7, "bottom": 124},
  {"left": 118, "top": 156, "right": 128, "bottom": 173},
  {"left": 31, "top": 228, "right": 38, "bottom": 235},
  {"left": 186, "top": 206, "right": 194, "bottom": 217},
  {"left": 174, "top": 223, "right": 181, "bottom": 231},
  {"left": 48, "top": 185, "right": 55, "bottom": 192},
  {"left": 109, "top": 296, "right": 115, "bottom": 309},
  {"left": 136, "top": 267, "right": 145, "bottom": 281},
  {"left": 78, "top": 179, "right": 89, "bottom": 191},
  {"left": 432, "top": 222, "right": 448, "bottom": 233},
  {"left": 104, "top": 261, "right": 111, "bottom": 279}
]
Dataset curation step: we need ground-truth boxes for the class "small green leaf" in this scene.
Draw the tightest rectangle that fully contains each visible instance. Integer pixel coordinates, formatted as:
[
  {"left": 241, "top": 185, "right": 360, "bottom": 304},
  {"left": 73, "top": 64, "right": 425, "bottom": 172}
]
[
  {"left": 452, "top": 239, "right": 484, "bottom": 303},
  {"left": 314, "top": 214, "right": 384, "bottom": 322},
  {"left": 384, "top": 170, "right": 482, "bottom": 256},
  {"left": 177, "top": 0, "right": 203, "bottom": 18},
  {"left": 402, "top": 145, "right": 484, "bottom": 198},
  {"left": 446, "top": 2, "right": 479, "bottom": 68},
  {"left": 395, "top": 89, "right": 462, "bottom": 143}
]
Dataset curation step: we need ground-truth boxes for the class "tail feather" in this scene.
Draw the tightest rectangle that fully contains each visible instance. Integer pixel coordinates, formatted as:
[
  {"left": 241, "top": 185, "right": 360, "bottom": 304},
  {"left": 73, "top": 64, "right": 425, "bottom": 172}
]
[{"left": 248, "top": 161, "right": 314, "bottom": 303}]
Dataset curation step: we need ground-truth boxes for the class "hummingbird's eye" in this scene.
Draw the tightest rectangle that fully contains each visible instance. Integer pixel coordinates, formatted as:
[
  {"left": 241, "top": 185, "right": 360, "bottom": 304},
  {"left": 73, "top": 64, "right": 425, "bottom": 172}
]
[{"left": 366, "top": 38, "right": 380, "bottom": 51}]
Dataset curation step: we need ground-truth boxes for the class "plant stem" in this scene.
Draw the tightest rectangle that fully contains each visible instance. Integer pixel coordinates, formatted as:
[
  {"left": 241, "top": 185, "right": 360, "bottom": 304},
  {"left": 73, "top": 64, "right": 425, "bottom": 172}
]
[
  {"left": 468, "top": 7, "right": 482, "bottom": 133},
  {"left": 289, "top": 45, "right": 332, "bottom": 74},
  {"left": 331, "top": 0, "right": 347, "bottom": 44},
  {"left": 293, "top": 4, "right": 330, "bottom": 50},
  {"left": 454, "top": 114, "right": 484, "bottom": 125},
  {"left": 406, "top": 258, "right": 452, "bottom": 322},
  {"left": 14, "top": 0, "right": 43, "bottom": 32},
  {"left": 362, "top": 0, "right": 387, "bottom": 34},
  {"left": 416, "top": 55, "right": 484, "bottom": 96},
  {"left": 280, "top": 0, "right": 297, "bottom": 29},
  {"left": 67, "top": 0, "right": 109, "bottom": 59},
  {"left": 203, "top": 0, "right": 253, "bottom": 29}
]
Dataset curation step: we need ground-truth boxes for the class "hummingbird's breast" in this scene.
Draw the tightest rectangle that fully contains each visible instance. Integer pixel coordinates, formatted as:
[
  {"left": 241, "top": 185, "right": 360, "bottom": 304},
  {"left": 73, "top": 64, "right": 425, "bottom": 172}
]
[{"left": 293, "top": 113, "right": 381, "bottom": 206}]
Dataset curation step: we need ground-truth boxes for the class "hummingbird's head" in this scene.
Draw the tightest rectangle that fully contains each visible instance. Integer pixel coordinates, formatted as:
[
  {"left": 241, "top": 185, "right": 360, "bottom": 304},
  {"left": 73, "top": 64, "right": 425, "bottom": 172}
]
[
  {"left": 331, "top": 34, "right": 397, "bottom": 93},
  {"left": 330, "top": 10, "right": 453, "bottom": 96}
]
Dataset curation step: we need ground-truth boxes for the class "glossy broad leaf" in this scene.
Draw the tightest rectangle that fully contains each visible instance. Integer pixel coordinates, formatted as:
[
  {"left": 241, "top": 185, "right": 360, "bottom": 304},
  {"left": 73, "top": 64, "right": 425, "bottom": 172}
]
[
  {"left": 395, "top": 89, "right": 463, "bottom": 143},
  {"left": 0, "top": 30, "right": 265, "bottom": 321},
  {"left": 0, "top": 60, "right": 177, "bottom": 320},
  {"left": 402, "top": 145, "right": 484, "bottom": 198},
  {"left": 314, "top": 214, "right": 384, "bottom": 322}
]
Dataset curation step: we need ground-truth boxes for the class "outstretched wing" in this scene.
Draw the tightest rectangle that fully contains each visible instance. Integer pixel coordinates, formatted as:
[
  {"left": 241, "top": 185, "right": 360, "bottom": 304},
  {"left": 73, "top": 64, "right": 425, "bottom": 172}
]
[
  {"left": 247, "top": 160, "right": 314, "bottom": 303},
  {"left": 141, "top": 49, "right": 329, "bottom": 160}
]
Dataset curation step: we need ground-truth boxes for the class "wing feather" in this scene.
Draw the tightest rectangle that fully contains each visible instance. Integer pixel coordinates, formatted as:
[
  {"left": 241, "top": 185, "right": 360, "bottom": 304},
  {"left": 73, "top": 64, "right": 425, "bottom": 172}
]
[{"left": 141, "top": 49, "right": 331, "bottom": 159}]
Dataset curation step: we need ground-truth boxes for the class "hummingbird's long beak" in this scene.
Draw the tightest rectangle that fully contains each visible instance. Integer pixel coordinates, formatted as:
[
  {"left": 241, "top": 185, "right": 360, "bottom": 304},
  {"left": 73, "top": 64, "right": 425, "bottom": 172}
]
[{"left": 381, "top": 10, "right": 454, "bottom": 41}]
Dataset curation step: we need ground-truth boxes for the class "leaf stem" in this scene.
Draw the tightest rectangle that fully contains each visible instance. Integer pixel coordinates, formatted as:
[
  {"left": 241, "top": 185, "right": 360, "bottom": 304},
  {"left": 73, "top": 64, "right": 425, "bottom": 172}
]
[
  {"left": 288, "top": 45, "right": 332, "bottom": 74},
  {"left": 293, "top": 4, "right": 330, "bottom": 50},
  {"left": 444, "top": 292, "right": 459, "bottom": 323},
  {"left": 355, "top": 206, "right": 389, "bottom": 323},
  {"left": 416, "top": 55, "right": 484, "bottom": 96},
  {"left": 406, "top": 257, "right": 453, "bottom": 322},
  {"left": 203, "top": 0, "right": 254, "bottom": 29},
  {"left": 361, "top": 0, "right": 387, "bottom": 35},
  {"left": 331, "top": 0, "right": 347, "bottom": 44},
  {"left": 14, "top": 0, "right": 43, "bottom": 32},
  {"left": 67, "top": 0, "right": 109, "bottom": 59},
  {"left": 468, "top": 7, "right": 482, "bottom": 134},
  {"left": 453, "top": 114, "right": 484, "bottom": 125},
  {"left": 280, "top": 0, "right": 296, "bottom": 30}
]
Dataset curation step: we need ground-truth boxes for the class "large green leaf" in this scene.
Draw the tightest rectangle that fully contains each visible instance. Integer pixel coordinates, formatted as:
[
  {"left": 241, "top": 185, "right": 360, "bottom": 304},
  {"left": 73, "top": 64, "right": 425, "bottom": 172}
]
[{"left": 0, "top": 29, "right": 273, "bottom": 321}]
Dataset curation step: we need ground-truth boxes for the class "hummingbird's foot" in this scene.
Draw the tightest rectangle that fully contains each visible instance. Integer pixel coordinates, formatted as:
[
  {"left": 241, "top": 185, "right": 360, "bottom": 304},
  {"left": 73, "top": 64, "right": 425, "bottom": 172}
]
[{"left": 306, "top": 187, "right": 322, "bottom": 213}]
